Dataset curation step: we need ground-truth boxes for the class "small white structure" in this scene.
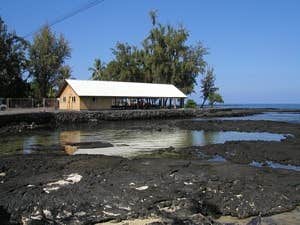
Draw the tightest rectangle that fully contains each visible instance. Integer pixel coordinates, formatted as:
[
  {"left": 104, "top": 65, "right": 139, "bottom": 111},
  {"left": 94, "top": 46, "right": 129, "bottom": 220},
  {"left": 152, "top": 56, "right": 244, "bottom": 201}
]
[{"left": 58, "top": 79, "right": 186, "bottom": 110}]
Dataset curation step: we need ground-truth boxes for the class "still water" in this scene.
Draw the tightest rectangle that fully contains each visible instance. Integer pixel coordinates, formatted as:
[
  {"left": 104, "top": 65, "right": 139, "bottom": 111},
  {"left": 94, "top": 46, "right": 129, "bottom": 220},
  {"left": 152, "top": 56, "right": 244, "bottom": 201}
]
[
  {"left": 202, "top": 112, "right": 300, "bottom": 124},
  {"left": 250, "top": 160, "right": 300, "bottom": 172},
  {"left": 0, "top": 128, "right": 286, "bottom": 157}
]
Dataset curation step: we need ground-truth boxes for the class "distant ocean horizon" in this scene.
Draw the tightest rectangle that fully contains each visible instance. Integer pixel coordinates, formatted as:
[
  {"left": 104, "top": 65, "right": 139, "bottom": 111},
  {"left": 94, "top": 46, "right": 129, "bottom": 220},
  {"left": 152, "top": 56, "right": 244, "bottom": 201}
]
[{"left": 209, "top": 104, "right": 300, "bottom": 110}]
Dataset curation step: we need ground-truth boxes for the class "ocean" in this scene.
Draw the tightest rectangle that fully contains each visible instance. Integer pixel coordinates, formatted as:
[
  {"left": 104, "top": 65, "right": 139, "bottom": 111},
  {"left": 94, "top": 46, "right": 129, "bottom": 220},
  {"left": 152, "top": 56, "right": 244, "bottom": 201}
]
[
  {"left": 213, "top": 112, "right": 300, "bottom": 124},
  {"left": 215, "top": 104, "right": 300, "bottom": 110},
  {"left": 198, "top": 104, "right": 300, "bottom": 124}
]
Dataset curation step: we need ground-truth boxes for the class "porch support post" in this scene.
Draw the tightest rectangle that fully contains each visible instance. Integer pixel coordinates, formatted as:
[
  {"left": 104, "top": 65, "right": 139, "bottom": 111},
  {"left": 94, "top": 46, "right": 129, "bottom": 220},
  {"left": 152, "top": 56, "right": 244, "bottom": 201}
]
[{"left": 182, "top": 98, "right": 185, "bottom": 108}]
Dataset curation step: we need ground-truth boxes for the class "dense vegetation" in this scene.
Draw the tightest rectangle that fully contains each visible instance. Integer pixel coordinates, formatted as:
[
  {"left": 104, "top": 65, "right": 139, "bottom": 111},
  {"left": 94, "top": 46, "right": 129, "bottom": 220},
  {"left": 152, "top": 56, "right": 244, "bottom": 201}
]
[
  {"left": 0, "top": 11, "right": 223, "bottom": 107},
  {"left": 0, "top": 18, "right": 71, "bottom": 98},
  {"left": 200, "top": 67, "right": 220, "bottom": 107},
  {"left": 0, "top": 18, "right": 29, "bottom": 98},
  {"left": 90, "top": 11, "right": 207, "bottom": 95},
  {"left": 29, "top": 26, "right": 71, "bottom": 98},
  {"left": 208, "top": 92, "right": 224, "bottom": 107},
  {"left": 185, "top": 99, "right": 197, "bottom": 108}
]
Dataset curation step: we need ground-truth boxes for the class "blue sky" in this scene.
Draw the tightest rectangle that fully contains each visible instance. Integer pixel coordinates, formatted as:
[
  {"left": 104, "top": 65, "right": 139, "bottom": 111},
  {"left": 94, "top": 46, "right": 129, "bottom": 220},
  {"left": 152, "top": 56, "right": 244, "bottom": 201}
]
[{"left": 1, "top": 0, "right": 300, "bottom": 104}]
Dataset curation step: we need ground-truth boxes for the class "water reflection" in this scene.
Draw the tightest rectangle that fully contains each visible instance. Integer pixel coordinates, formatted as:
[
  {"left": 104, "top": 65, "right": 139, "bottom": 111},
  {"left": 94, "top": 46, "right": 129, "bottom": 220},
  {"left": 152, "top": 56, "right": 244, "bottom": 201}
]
[
  {"left": 208, "top": 155, "right": 227, "bottom": 162},
  {"left": 61, "top": 129, "right": 285, "bottom": 157},
  {"left": 61, "top": 129, "right": 193, "bottom": 156},
  {"left": 190, "top": 131, "right": 219, "bottom": 146},
  {"left": 0, "top": 128, "right": 287, "bottom": 157},
  {"left": 60, "top": 131, "right": 81, "bottom": 143},
  {"left": 192, "top": 131, "right": 285, "bottom": 144},
  {"left": 250, "top": 160, "right": 300, "bottom": 172},
  {"left": 23, "top": 136, "right": 37, "bottom": 154},
  {"left": 22, "top": 132, "right": 60, "bottom": 154}
]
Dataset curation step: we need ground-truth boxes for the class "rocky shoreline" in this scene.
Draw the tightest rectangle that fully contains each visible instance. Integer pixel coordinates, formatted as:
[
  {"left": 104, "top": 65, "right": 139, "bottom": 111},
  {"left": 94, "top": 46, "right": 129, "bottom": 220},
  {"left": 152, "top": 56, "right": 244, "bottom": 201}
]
[
  {"left": 0, "top": 108, "right": 264, "bottom": 134},
  {"left": 1, "top": 153, "right": 299, "bottom": 225},
  {"left": 174, "top": 120, "right": 300, "bottom": 166},
  {"left": 0, "top": 110, "right": 300, "bottom": 224}
]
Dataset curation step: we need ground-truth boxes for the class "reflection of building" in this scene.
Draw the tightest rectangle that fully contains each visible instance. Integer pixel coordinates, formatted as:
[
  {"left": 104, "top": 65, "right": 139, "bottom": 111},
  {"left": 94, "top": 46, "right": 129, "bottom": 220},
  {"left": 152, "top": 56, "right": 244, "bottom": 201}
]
[
  {"left": 60, "top": 130, "right": 81, "bottom": 155},
  {"left": 64, "top": 145, "right": 77, "bottom": 155},
  {"left": 57, "top": 79, "right": 186, "bottom": 111},
  {"left": 60, "top": 130, "right": 81, "bottom": 144}
]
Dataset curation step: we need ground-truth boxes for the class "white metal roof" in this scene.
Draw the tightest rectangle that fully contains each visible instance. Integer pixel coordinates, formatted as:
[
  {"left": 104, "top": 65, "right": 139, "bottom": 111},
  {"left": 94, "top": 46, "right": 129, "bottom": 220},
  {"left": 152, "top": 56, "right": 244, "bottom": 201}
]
[{"left": 65, "top": 79, "right": 186, "bottom": 98}]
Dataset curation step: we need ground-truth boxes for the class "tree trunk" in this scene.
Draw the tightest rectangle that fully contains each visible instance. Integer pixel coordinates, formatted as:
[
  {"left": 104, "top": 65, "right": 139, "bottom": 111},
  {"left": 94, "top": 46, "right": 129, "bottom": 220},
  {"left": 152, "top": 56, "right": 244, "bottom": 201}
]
[{"left": 201, "top": 98, "right": 207, "bottom": 108}]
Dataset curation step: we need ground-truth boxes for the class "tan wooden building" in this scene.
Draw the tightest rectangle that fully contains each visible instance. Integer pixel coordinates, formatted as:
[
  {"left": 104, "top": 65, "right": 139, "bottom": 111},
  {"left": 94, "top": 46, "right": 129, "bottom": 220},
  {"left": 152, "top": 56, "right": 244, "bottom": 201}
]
[{"left": 58, "top": 79, "right": 186, "bottom": 111}]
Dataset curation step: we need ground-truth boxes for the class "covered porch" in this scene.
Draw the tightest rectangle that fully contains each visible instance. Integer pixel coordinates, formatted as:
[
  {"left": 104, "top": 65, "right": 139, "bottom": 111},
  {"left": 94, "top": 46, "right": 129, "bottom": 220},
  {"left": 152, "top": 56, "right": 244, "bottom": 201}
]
[{"left": 111, "top": 97, "right": 185, "bottom": 110}]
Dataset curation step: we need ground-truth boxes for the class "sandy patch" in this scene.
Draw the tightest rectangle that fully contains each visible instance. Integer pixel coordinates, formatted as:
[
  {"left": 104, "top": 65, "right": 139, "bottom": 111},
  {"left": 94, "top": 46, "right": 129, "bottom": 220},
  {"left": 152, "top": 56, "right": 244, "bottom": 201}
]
[{"left": 217, "top": 206, "right": 300, "bottom": 225}]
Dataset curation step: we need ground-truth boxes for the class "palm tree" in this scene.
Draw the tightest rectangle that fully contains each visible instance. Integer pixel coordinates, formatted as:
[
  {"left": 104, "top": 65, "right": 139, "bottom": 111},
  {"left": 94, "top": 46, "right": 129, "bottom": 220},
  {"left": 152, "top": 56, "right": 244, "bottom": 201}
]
[
  {"left": 149, "top": 10, "right": 158, "bottom": 26},
  {"left": 89, "top": 59, "right": 106, "bottom": 80}
]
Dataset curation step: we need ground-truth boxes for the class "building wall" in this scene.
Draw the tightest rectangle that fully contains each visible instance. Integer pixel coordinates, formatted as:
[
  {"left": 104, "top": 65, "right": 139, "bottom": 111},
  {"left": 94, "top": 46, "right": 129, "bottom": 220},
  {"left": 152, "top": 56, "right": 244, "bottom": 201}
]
[
  {"left": 80, "top": 97, "right": 112, "bottom": 110},
  {"left": 59, "top": 85, "right": 80, "bottom": 110}
]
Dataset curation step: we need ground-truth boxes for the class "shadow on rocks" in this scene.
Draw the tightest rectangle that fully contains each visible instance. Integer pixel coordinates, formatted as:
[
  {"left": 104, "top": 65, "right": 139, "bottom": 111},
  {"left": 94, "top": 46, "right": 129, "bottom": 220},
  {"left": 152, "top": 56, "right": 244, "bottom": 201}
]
[{"left": 0, "top": 206, "right": 19, "bottom": 225}]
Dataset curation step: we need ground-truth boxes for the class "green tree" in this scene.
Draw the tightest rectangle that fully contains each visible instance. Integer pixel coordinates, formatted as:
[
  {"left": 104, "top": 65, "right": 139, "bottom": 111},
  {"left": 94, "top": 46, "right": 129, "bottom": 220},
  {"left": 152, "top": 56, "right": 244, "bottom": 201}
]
[
  {"left": 0, "top": 17, "right": 29, "bottom": 98},
  {"left": 200, "top": 67, "right": 218, "bottom": 108},
  {"left": 208, "top": 92, "right": 224, "bottom": 107},
  {"left": 91, "top": 10, "right": 208, "bottom": 95},
  {"left": 89, "top": 58, "right": 106, "bottom": 80},
  {"left": 142, "top": 12, "right": 207, "bottom": 94},
  {"left": 149, "top": 9, "right": 158, "bottom": 26},
  {"left": 57, "top": 65, "right": 72, "bottom": 88},
  {"left": 185, "top": 99, "right": 197, "bottom": 108},
  {"left": 47, "top": 65, "right": 72, "bottom": 97},
  {"left": 29, "top": 25, "right": 71, "bottom": 98},
  {"left": 105, "top": 43, "right": 145, "bottom": 82}
]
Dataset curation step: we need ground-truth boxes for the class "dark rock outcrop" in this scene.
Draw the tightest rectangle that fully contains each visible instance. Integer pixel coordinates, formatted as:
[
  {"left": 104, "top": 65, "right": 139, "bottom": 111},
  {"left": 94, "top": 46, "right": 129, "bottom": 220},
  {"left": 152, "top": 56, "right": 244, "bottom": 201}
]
[{"left": 0, "top": 154, "right": 299, "bottom": 224}]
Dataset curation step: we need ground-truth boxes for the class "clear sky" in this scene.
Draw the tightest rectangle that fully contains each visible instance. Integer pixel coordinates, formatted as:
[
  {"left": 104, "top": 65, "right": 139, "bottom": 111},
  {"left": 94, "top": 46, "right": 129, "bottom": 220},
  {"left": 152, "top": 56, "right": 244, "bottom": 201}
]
[{"left": 1, "top": 0, "right": 300, "bottom": 104}]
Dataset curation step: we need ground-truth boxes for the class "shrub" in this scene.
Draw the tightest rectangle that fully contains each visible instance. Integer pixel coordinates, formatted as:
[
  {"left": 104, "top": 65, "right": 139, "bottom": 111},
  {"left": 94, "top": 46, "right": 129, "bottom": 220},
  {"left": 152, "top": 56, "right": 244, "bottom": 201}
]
[{"left": 185, "top": 99, "right": 197, "bottom": 108}]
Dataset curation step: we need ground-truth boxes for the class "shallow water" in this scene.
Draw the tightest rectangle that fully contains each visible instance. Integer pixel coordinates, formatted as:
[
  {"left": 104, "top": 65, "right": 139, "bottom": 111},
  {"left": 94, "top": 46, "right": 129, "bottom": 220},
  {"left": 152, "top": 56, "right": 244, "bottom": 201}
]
[
  {"left": 0, "top": 128, "right": 286, "bottom": 157},
  {"left": 208, "top": 155, "right": 227, "bottom": 162},
  {"left": 198, "top": 112, "right": 300, "bottom": 124},
  {"left": 250, "top": 160, "right": 300, "bottom": 172}
]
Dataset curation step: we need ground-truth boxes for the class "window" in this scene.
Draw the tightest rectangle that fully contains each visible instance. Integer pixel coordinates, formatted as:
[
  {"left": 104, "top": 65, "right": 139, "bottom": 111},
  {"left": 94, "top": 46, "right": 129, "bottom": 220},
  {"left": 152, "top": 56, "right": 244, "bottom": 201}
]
[
  {"left": 92, "top": 97, "right": 96, "bottom": 103},
  {"left": 72, "top": 96, "right": 76, "bottom": 103},
  {"left": 63, "top": 97, "right": 66, "bottom": 103}
]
